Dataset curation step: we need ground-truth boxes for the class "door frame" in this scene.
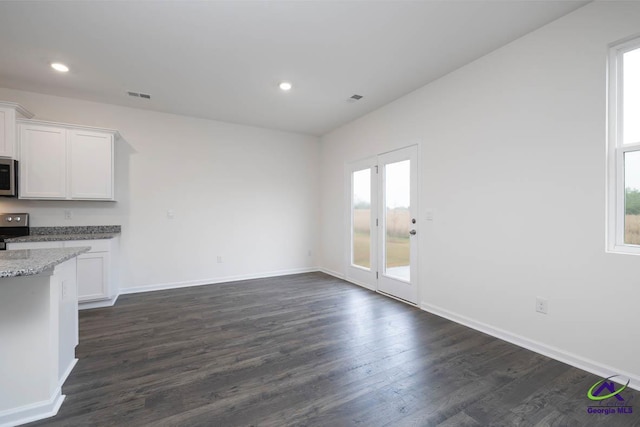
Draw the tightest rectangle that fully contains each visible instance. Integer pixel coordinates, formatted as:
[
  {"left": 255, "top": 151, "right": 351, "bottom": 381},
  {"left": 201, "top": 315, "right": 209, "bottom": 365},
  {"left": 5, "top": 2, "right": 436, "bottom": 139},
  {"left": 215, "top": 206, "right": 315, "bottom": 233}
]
[
  {"left": 343, "top": 143, "right": 421, "bottom": 305},
  {"left": 344, "top": 156, "right": 378, "bottom": 291},
  {"left": 377, "top": 145, "right": 419, "bottom": 304}
]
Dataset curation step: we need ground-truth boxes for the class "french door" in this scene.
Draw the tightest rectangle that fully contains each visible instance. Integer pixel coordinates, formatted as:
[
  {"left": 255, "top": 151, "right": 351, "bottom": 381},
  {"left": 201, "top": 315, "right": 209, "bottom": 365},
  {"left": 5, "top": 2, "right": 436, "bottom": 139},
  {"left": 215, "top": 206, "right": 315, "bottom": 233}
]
[{"left": 346, "top": 145, "right": 419, "bottom": 304}]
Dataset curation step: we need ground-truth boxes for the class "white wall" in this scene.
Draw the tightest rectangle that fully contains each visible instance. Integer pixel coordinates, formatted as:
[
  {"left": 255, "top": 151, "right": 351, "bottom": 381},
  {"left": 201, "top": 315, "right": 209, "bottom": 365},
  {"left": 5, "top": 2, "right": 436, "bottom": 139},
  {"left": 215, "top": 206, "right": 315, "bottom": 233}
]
[
  {"left": 0, "top": 87, "right": 320, "bottom": 290},
  {"left": 320, "top": 2, "right": 640, "bottom": 384}
]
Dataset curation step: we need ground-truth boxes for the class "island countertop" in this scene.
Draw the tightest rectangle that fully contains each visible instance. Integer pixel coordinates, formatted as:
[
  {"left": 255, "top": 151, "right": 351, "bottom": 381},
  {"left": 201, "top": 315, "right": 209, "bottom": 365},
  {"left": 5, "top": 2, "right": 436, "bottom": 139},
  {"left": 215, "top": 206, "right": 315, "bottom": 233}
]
[{"left": 0, "top": 247, "right": 91, "bottom": 278}]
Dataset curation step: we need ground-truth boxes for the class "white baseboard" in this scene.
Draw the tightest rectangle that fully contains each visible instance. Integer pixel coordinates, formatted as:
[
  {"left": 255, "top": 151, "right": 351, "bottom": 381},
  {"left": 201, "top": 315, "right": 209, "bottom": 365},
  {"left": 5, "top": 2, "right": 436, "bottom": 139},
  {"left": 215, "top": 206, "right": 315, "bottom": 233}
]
[
  {"left": 120, "top": 267, "right": 320, "bottom": 295},
  {"left": 318, "top": 268, "right": 377, "bottom": 291},
  {"left": 347, "top": 277, "right": 376, "bottom": 291},
  {"left": 0, "top": 388, "right": 64, "bottom": 427},
  {"left": 79, "top": 294, "right": 119, "bottom": 310},
  {"left": 59, "top": 358, "right": 78, "bottom": 388},
  {"left": 318, "top": 267, "right": 344, "bottom": 279},
  {"left": 0, "top": 356, "right": 78, "bottom": 426},
  {"left": 421, "top": 302, "right": 640, "bottom": 392}
]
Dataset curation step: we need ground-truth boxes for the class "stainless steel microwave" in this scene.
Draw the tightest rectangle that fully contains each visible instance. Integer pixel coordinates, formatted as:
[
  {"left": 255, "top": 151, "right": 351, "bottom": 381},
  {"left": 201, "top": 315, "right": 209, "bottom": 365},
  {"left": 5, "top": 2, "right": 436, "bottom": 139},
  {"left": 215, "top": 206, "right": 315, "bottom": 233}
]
[{"left": 0, "top": 158, "right": 17, "bottom": 197}]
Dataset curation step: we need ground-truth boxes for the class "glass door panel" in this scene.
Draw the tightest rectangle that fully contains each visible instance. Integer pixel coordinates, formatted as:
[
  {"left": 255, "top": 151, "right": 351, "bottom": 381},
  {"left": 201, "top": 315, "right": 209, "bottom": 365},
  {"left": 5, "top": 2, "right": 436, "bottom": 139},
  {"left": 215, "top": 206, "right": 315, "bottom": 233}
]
[
  {"left": 352, "top": 168, "right": 371, "bottom": 269},
  {"left": 384, "top": 160, "right": 411, "bottom": 281},
  {"left": 346, "top": 158, "right": 377, "bottom": 290}
]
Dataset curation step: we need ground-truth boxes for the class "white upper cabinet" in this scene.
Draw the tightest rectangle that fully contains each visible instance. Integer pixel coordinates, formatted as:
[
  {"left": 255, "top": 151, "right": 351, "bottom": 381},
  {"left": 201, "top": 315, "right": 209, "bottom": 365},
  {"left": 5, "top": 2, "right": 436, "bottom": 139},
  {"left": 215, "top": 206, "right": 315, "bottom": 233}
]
[
  {"left": 18, "top": 119, "right": 118, "bottom": 201},
  {"left": 0, "top": 102, "right": 34, "bottom": 159},
  {"left": 69, "top": 129, "right": 114, "bottom": 200},
  {"left": 20, "top": 123, "right": 67, "bottom": 198}
]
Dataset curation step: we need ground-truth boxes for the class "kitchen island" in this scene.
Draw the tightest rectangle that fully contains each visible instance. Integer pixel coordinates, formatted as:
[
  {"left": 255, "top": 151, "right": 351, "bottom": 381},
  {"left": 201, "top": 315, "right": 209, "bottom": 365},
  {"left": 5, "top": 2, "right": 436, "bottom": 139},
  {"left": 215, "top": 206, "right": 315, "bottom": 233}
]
[
  {"left": 0, "top": 247, "right": 90, "bottom": 427},
  {"left": 6, "top": 226, "right": 121, "bottom": 310}
]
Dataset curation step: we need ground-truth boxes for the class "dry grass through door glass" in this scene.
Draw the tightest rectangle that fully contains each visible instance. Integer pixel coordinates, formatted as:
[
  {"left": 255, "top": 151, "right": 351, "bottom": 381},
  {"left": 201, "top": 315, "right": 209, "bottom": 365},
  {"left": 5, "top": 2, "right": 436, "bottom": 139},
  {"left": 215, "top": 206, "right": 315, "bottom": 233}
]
[
  {"left": 625, "top": 214, "right": 640, "bottom": 244},
  {"left": 624, "top": 215, "right": 640, "bottom": 245},
  {"left": 353, "top": 209, "right": 410, "bottom": 269}
]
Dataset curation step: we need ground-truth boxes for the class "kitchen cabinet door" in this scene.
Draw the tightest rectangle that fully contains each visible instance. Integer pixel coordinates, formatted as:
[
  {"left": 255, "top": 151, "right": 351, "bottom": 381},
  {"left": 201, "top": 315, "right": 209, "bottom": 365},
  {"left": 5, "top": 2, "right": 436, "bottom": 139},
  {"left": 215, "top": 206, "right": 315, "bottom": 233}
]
[
  {"left": 76, "top": 251, "right": 110, "bottom": 302},
  {"left": 0, "top": 102, "right": 33, "bottom": 159},
  {"left": 63, "top": 239, "right": 115, "bottom": 303},
  {"left": 69, "top": 129, "right": 114, "bottom": 200},
  {"left": 0, "top": 106, "right": 16, "bottom": 158},
  {"left": 19, "top": 123, "right": 67, "bottom": 199}
]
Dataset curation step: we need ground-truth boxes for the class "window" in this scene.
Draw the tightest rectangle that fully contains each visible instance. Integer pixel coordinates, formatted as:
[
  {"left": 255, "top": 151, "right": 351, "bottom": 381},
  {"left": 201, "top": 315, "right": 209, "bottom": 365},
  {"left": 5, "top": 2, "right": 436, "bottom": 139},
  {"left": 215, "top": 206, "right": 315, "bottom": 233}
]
[{"left": 608, "top": 36, "right": 640, "bottom": 253}]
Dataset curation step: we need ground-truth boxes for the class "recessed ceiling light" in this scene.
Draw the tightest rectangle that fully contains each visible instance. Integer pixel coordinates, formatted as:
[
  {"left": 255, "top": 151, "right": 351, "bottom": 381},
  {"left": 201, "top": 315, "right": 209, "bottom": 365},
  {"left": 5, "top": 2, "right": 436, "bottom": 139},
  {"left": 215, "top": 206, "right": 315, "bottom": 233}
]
[
  {"left": 51, "top": 63, "right": 69, "bottom": 73},
  {"left": 279, "top": 82, "right": 292, "bottom": 91}
]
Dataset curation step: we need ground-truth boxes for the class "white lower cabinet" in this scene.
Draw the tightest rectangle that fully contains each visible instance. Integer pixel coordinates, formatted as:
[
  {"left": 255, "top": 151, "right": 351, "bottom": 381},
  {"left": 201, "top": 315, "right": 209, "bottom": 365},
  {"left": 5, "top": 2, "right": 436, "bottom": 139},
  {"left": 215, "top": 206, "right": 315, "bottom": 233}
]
[
  {"left": 76, "top": 251, "right": 109, "bottom": 301},
  {"left": 7, "top": 238, "right": 118, "bottom": 307},
  {"left": 64, "top": 239, "right": 115, "bottom": 304}
]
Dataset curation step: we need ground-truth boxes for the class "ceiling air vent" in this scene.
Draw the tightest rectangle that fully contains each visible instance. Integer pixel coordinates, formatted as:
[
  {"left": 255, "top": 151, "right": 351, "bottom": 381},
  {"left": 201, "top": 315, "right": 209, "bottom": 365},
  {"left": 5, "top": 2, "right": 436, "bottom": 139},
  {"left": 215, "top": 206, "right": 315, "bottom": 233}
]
[
  {"left": 127, "top": 91, "right": 151, "bottom": 100},
  {"left": 347, "top": 94, "right": 363, "bottom": 103}
]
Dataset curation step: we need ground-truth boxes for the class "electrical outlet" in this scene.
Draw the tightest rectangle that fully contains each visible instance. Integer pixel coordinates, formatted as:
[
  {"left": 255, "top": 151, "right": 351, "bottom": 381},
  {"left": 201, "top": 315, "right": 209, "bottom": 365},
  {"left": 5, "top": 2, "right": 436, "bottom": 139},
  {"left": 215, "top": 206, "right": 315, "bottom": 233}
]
[
  {"left": 308, "top": 250, "right": 312, "bottom": 257},
  {"left": 217, "top": 256, "right": 223, "bottom": 263},
  {"left": 64, "top": 210, "right": 72, "bottom": 220},
  {"left": 536, "top": 297, "right": 548, "bottom": 314},
  {"left": 167, "top": 210, "right": 175, "bottom": 219}
]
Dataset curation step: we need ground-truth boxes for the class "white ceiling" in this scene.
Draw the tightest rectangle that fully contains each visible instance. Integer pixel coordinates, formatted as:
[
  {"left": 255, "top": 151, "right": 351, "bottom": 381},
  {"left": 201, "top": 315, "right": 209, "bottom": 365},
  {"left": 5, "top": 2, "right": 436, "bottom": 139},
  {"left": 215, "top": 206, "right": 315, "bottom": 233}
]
[{"left": 0, "top": 1, "right": 589, "bottom": 136}]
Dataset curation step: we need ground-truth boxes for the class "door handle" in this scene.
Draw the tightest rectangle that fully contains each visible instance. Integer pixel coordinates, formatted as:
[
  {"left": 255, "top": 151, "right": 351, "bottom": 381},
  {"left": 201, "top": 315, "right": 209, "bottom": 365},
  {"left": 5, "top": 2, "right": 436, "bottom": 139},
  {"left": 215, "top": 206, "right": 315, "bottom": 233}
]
[{"left": 409, "top": 229, "right": 417, "bottom": 236}]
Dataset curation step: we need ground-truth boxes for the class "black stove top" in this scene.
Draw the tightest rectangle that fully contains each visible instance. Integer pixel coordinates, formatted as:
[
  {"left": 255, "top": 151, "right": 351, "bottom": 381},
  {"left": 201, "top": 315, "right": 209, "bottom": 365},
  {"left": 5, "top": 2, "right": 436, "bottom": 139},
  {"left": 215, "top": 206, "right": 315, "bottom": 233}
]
[{"left": 0, "top": 213, "right": 30, "bottom": 249}]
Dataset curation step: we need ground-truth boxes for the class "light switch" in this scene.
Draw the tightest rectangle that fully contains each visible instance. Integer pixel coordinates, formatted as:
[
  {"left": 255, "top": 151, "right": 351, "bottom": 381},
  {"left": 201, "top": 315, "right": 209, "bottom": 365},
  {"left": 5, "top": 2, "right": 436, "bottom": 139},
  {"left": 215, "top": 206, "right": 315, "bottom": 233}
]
[{"left": 426, "top": 209, "right": 434, "bottom": 221}]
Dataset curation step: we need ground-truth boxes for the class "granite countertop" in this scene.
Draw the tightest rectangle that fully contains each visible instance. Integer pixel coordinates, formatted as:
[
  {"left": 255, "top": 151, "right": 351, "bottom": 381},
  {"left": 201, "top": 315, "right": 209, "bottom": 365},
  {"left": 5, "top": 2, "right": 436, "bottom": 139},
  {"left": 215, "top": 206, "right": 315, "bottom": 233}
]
[
  {"left": 5, "top": 225, "right": 121, "bottom": 243},
  {"left": 0, "top": 247, "right": 91, "bottom": 278}
]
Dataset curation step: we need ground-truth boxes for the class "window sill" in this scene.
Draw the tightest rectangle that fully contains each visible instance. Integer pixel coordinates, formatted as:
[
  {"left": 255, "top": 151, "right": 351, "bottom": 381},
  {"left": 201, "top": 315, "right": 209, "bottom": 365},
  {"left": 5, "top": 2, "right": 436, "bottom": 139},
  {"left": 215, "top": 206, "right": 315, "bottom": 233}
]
[{"left": 607, "top": 245, "right": 640, "bottom": 256}]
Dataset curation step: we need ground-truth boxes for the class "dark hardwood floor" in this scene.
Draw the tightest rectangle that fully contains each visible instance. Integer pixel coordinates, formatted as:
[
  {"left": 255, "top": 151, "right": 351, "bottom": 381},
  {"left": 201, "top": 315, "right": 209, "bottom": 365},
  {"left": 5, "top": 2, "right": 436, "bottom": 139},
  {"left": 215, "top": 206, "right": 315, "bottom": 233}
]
[{"left": 28, "top": 272, "right": 638, "bottom": 426}]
